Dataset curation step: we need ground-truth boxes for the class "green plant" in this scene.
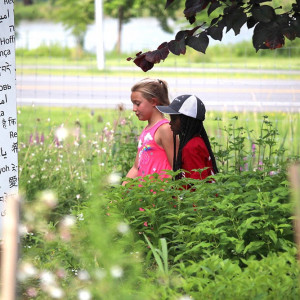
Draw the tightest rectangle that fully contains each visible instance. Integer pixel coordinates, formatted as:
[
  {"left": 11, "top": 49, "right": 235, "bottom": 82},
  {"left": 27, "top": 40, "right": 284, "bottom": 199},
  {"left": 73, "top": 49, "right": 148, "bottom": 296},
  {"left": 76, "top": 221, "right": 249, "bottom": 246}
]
[{"left": 144, "top": 235, "right": 169, "bottom": 277}]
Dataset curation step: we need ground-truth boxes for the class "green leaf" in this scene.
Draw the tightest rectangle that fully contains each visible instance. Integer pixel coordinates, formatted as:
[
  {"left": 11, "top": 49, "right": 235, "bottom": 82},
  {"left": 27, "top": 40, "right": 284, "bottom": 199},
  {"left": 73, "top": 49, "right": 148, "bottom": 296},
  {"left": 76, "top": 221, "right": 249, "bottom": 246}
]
[
  {"left": 235, "top": 240, "right": 245, "bottom": 254},
  {"left": 144, "top": 235, "right": 165, "bottom": 273},
  {"left": 266, "top": 230, "right": 278, "bottom": 244},
  {"left": 160, "top": 238, "right": 169, "bottom": 275},
  {"left": 243, "top": 241, "right": 265, "bottom": 254}
]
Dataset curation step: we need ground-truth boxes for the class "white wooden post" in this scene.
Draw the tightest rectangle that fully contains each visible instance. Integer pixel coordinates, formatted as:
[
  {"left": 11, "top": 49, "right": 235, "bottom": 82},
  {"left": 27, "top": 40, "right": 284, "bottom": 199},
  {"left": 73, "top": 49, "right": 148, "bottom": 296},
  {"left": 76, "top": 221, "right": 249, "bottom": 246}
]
[
  {"left": 0, "top": 0, "right": 19, "bottom": 299},
  {"left": 95, "top": 0, "right": 105, "bottom": 70}
]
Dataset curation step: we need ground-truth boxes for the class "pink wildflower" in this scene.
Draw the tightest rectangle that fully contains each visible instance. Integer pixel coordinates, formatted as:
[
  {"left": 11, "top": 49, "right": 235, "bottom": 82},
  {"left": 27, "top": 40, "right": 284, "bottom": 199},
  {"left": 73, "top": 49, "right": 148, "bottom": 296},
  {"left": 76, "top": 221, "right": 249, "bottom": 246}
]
[
  {"left": 35, "top": 132, "right": 39, "bottom": 144},
  {"left": 29, "top": 133, "right": 33, "bottom": 145},
  {"left": 26, "top": 287, "right": 37, "bottom": 298},
  {"left": 139, "top": 208, "right": 145, "bottom": 212},
  {"left": 144, "top": 222, "right": 148, "bottom": 227}
]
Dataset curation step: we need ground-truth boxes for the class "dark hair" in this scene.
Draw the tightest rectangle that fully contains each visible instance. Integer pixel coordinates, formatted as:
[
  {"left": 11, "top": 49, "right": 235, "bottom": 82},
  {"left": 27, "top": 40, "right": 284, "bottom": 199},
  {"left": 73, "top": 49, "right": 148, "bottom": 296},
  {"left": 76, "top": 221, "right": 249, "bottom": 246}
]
[{"left": 173, "top": 115, "right": 218, "bottom": 179}]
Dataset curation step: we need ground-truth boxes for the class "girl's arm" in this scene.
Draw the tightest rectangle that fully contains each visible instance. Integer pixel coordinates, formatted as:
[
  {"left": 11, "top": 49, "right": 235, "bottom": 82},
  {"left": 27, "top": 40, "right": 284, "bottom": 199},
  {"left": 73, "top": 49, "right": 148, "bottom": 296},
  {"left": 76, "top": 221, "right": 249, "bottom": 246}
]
[
  {"left": 156, "top": 123, "right": 176, "bottom": 167},
  {"left": 122, "top": 152, "right": 139, "bottom": 186}
]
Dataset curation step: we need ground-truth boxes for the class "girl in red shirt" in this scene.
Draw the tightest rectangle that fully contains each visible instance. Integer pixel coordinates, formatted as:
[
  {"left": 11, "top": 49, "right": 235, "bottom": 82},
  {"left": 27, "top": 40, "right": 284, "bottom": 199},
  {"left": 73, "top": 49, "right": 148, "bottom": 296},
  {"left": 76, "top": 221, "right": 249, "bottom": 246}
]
[{"left": 157, "top": 94, "right": 218, "bottom": 181}]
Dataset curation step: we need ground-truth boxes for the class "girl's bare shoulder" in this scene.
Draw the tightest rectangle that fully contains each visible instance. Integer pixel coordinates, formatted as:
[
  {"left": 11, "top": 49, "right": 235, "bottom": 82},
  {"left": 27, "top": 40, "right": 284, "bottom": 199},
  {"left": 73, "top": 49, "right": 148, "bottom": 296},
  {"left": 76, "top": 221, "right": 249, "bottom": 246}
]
[{"left": 157, "top": 122, "right": 172, "bottom": 135}]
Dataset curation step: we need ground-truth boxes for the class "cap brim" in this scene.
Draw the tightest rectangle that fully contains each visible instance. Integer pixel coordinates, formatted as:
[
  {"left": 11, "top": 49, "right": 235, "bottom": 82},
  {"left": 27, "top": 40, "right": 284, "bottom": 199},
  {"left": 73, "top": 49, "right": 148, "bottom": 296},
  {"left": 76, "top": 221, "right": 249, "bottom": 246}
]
[{"left": 156, "top": 105, "right": 181, "bottom": 115}]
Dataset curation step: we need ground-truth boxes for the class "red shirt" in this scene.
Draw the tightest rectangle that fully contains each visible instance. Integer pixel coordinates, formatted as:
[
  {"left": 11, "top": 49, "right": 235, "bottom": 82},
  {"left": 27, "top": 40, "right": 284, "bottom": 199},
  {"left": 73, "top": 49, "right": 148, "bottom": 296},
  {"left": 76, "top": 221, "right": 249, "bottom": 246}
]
[{"left": 181, "top": 136, "right": 214, "bottom": 180}]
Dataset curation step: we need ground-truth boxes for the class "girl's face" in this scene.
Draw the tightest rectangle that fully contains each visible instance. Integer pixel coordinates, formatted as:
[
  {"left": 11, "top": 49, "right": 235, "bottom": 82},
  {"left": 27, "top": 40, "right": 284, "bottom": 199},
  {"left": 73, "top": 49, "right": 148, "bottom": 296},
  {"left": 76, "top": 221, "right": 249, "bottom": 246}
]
[
  {"left": 169, "top": 114, "right": 181, "bottom": 135},
  {"left": 131, "top": 91, "right": 156, "bottom": 121}
]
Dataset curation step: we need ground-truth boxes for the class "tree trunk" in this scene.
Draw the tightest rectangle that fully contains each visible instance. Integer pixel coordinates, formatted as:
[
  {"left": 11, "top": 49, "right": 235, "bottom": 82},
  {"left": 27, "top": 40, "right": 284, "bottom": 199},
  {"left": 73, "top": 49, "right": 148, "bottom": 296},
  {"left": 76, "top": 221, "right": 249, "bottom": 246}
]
[
  {"left": 23, "top": 0, "right": 33, "bottom": 5},
  {"left": 116, "top": 6, "right": 124, "bottom": 54}
]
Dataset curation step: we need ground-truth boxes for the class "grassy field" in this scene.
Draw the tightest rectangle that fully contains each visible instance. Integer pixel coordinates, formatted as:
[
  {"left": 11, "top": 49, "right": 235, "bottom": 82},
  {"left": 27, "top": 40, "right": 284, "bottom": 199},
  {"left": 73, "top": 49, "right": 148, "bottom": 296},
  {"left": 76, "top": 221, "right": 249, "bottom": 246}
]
[{"left": 15, "top": 44, "right": 300, "bottom": 79}]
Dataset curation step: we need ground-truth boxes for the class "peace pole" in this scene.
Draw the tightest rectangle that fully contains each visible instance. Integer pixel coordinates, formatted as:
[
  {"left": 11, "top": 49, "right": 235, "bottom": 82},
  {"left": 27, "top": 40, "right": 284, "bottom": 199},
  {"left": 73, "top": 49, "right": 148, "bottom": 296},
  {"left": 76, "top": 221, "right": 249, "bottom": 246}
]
[{"left": 0, "top": 0, "right": 19, "bottom": 299}]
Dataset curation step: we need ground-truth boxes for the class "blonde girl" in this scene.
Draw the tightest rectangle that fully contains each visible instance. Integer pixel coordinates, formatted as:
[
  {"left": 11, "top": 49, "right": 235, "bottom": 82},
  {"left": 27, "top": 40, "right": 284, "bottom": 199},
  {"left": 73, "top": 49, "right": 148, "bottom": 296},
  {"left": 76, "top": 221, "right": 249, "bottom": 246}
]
[{"left": 124, "top": 78, "right": 174, "bottom": 182}]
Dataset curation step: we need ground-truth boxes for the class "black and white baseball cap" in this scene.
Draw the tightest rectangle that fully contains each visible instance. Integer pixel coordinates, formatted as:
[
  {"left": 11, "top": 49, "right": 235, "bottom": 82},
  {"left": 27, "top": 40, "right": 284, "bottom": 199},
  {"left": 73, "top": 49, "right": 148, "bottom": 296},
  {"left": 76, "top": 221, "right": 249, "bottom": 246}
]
[{"left": 157, "top": 94, "right": 206, "bottom": 121}]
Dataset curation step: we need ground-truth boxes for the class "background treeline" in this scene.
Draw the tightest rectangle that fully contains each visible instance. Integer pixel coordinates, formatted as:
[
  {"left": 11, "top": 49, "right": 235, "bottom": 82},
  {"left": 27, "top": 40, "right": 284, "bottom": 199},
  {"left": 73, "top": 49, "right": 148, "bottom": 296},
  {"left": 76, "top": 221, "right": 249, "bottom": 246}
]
[{"left": 14, "top": 0, "right": 300, "bottom": 58}]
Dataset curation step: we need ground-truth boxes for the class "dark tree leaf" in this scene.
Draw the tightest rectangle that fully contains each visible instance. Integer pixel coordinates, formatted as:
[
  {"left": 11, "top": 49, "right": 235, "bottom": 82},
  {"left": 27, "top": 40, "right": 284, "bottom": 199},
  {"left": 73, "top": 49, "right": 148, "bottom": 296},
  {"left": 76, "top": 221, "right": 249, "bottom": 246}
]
[
  {"left": 208, "top": 0, "right": 221, "bottom": 16},
  {"left": 175, "top": 25, "right": 202, "bottom": 41},
  {"left": 224, "top": 8, "right": 247, "bottom": 35},
  {"left": 133, "top": 53, "right": 154, "bottom": 72},
  {"left": 247, "top": 16, "right": 257, "bottom": 29},
  {"left": 251, "top": 5, "right": 276, "bottom": 23},
  {"left": 232, "top": 10, "right": 248, "bottom": 35},
  {"left": 211, "top": 16, "right": 221, "bottom": 26},
  {"left": 165, "top": 0, "right": 175, "bottom": 9},
  {"left": 184, "top": 0, "right": 211, "bottom": 24},
  {"left": 168, "top": 39, "right": 186, "bottom": 55},
  {"left": 282, "top": 27, "right": 297, "bottom": 41},
  {"left": 249, "top": 0, "right": 270, "bottom": 3},
  {"left": 265, "top": 35, "right": 285, "bottom": 50},
  {"left": 175, "top": 30, "right": 189, "bottom": 41},
  {"left": 275, "top": 14, "right": 296, "bottom": 40},
  {"left": 291, "top": 13, "right": 300, "bottom": 38},
  {"left": 206, "top": 25, "right": 223, "bottom": 41},
  {"left": 253, "top": 21, "right": 284, "bottom": 51},
  {"left": 186, "top": 32, "right": 209, "bottom": 54},
  {"left": 292, "top": 1, "right": 300, "bottom": 13},
  {"left": 145, "top": 42, "right": 169, "bottom": 63}
]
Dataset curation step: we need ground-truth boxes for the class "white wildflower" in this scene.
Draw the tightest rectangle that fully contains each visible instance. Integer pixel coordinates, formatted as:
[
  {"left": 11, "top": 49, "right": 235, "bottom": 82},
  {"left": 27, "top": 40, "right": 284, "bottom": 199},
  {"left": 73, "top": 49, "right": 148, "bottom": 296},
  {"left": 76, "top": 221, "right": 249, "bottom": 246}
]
[
  {"left": 19, "top": 224, "right": 29, "bottom": 236},
  {"left": 78, "top": 289, "right": 91, "bottom": 300},
  {"left": 55, "top": 126, "right": 68, "bottom": 142},
  {"left": 40, "top": 270, "right": 55, "bottom": 285},
  {"left": 108, "top": 172, "right": 121, "bottom": 185},
  {"left": 48, "top": 286, "right": 64, "bottom": 299},
  {"left": 117, "top": 222, "right": 129, "bottom": 234},
  {"left": 110, "top": 265, "right": 123, "bottom": 278},
  {"left": 61, "top": 215, "right": 76, "bottom": 227},
  {"left": 18, "top": 262, "right": 37, "bottom": 281},
  {"left": 77, "top": 213, "right": 84, "bottom": 221},
  {"left": 178, "top": 296, "right": 194, "bottom": 300},
  {"left": 77, "top": 270, "right": 90, "bottom": 281},
  {"left": 40, "top": 190, "right": 57, "bottom": 209}
]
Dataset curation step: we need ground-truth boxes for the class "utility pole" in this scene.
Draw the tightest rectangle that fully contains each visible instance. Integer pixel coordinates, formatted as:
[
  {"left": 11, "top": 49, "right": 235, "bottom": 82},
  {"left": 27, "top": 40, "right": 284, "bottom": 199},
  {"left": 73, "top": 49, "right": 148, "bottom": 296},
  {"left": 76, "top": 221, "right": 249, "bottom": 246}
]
[{"left": 95, "top": 0, "right": 105, "bottom": 70}]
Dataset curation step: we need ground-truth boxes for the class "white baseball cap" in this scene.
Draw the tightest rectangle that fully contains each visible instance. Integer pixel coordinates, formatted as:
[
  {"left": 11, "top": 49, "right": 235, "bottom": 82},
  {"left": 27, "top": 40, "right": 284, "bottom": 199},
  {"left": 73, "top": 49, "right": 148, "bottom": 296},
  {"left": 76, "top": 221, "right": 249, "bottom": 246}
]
[{"left": 157, "top": 94, "right": 206, "bottom": 120}]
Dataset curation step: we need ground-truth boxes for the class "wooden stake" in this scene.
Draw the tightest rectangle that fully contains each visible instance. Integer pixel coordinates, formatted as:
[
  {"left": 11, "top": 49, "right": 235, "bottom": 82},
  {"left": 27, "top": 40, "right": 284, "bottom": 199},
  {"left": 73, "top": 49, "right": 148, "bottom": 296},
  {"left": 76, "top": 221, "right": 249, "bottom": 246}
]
[{"left": 289, "top": 163, "right": 300, "bottom": 261}]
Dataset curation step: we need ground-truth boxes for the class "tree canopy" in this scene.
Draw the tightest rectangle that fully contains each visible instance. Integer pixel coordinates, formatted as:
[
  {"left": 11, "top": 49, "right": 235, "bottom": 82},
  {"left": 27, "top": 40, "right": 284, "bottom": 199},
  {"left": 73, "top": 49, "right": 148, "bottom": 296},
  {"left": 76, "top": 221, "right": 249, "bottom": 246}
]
[
  {"left": 128, "top": 0, "right": 300, "bottom": 72},
  {"left": 104, "top": 0, "right": 182, "bottom": 52},
  {"left": 53, "top": 0, "right": 181, "bottom": 52}
]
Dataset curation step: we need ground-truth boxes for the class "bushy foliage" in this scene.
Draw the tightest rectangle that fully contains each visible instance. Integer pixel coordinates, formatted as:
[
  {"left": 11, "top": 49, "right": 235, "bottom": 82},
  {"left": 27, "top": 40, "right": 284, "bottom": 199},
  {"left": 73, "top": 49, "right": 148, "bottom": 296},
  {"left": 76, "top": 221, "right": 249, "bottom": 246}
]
[
  {"left": 106, "top": 166, "right": 295, "bottom": 262},
  {"left": 17, "top": 108, "right": 300, "bottom": 299}
]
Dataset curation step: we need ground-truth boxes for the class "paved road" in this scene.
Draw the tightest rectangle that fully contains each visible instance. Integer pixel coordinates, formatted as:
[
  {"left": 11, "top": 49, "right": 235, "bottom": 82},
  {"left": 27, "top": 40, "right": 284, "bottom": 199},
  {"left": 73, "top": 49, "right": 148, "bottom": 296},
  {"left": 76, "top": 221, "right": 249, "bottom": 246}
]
[{"left": 16, "top": 74, "right": 300, "bottom": 112}]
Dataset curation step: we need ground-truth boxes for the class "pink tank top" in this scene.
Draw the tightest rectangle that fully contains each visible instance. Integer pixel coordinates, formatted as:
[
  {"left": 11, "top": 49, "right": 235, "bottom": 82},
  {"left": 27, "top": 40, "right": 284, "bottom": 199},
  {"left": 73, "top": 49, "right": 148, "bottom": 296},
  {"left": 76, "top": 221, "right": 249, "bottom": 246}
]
[{"left": 137, "top": 119, "right": 171, "bottom": 178}]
